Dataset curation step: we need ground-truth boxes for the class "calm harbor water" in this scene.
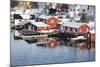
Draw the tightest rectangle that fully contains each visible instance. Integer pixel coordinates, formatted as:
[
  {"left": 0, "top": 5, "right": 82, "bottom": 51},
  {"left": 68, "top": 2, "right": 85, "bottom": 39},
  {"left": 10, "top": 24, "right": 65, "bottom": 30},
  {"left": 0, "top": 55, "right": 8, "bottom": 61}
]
[{"left": 11, "top": 33, "right": 95, "bottom": 66}]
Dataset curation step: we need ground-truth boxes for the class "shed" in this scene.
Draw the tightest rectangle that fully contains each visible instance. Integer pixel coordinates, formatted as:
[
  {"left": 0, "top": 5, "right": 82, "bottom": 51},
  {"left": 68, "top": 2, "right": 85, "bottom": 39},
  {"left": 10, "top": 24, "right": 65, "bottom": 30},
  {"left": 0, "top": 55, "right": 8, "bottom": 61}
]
[
  {"left": 23, "top": 21, "right": 50, "bottom": 31},
  {"left": 62, "top": 22, "right": 90, "bottom": 34},
  {"left": 37, "top": 15, "right": 59, "bottom": 28}
]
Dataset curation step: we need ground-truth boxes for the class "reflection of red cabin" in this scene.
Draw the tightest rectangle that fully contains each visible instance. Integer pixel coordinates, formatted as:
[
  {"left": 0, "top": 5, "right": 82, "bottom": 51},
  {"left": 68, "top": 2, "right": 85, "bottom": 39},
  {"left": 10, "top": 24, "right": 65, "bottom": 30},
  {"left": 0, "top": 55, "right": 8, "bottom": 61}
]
[
  {"left": 37, "top": 15, "right": 58, "bottom": 28},
  {"left": 24, "top": 21, "right": 50, "bottom": 31},
  {"left": 47, "top": 40, "right": 58, "bottom": 48},
  {"left": 91, "top": 34, "right": 95, "bottom": 40},
  {"left": 90, "top": 32, "right": 95, "bottom": 41},
  {"left": 62, "top": 22, "right": 90, "bottom": 34},
  {"left": 87, "top": 22, "right": 95, "bottom": 41}
]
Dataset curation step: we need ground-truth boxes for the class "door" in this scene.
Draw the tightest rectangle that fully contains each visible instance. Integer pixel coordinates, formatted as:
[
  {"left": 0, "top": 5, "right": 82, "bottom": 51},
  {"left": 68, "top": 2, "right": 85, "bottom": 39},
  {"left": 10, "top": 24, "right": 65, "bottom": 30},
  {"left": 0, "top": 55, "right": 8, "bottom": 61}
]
[{"left": 28, "top": 25, "right": 32, "bottom": 31}]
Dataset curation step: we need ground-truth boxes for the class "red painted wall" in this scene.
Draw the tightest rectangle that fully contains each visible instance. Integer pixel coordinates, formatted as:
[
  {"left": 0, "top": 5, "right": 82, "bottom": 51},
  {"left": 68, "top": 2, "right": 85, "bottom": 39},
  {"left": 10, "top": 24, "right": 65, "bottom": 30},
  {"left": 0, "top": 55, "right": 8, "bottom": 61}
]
[
  {"left": 46, "top": 17, "right": 58, "bottom": 28},
  {"left": 78, "top": 24, "right": 90, "bottom": 34},
  {"left": 35, "top": 27, "right": 49, "bottom": 31},
  {"left": 91, "top": 34, "right": 95, "bottom": 40}
]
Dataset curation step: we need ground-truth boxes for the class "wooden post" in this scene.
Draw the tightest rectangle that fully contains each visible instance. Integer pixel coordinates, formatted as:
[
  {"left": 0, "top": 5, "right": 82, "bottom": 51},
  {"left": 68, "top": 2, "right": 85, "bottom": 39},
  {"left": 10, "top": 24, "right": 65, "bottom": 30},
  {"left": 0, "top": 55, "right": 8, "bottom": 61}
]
[{"left": 86, "top": 32, "right": 91, "bottom": 49}]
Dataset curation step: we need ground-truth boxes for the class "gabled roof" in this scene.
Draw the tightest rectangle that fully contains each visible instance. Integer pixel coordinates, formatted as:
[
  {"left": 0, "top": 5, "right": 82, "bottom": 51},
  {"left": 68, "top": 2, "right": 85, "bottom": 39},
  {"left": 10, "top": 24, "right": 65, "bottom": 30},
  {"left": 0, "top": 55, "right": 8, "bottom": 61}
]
[
  {"left": 24, "top": 9, "right": 41, "bottom": 15},
  {"left": 15, "top": 19, "right": 21, "bottom": 25},
  {"left": 17, "top": 20, "right": 35, "bottom": 25},
  {"left": 62, "top": 22, "right": 88, "bottom": 28},
  {"left": 18, "top": 20, "right": 49, "bottom": 27},
  {"left": 17, "top": 14, "right": 31, "bottom": 20},
  {"left": 30, "top": 22, "right": 49, "bottom": 27},
  {"left": 58, "top": 19, "right": 71, "bottom": 24},
  {"left": 38, "top": 14, "right": 58, "bottom": 19},
  {"left": 15, "top": 19, "right": 30, "bottom": 25},
  {"left": 18, "top": 20, "right": 29, "bottom": 25}
]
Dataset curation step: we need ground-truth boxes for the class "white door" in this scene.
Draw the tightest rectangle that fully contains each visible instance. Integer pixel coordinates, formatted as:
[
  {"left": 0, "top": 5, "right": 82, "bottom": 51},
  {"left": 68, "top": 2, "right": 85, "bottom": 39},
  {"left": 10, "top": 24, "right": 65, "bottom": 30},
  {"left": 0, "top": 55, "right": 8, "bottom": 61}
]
[{"left": 28, "top": 25, "right": 32, "bottom": 31}]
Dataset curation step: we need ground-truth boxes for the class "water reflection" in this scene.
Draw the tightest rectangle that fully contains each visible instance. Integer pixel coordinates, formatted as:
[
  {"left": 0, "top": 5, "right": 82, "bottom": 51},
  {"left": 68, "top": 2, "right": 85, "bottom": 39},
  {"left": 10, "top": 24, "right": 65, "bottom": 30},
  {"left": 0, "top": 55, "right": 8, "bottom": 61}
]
[
  {"left": 11, "top": 33, "right": 95, "bottom": 66},
  {"left": 24, "top": 37, "right": 89, "bottom": 49}
]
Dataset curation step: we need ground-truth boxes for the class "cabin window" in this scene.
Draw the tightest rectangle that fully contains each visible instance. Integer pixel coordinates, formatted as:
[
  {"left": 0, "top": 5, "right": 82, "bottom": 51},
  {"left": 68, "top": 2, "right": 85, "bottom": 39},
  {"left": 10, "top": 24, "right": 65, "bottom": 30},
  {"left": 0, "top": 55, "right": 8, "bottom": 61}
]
[
  {"left": 75, "top": 29, "right": 77, "bottom": 32},
  {"left": 30, "top": 15, "right": 35, "bottom": 20},
  {"left": 40, "top": 19, "right": 44, "bottom": 22},
  {"left": 37, "top": 19, "right": 40, "bottom": 22},
  {"left": 65, "top": 27, "right": 67, "bottom": 30},
  {"left": 70, "top": 28, "right": 72, "bottom": 31},
  {"left": 79, "top": 28, "right": 82, "bottom": 32},
  {"left": 67, "top": 27, "right": 70, "bottom": 32},
  {"left": 73, "top": 28, "right": 77, "bottom": 33},
  {"left": 82, "top": 9, "right": 85, "bottom": 12},
  {"left": 44, "top": 20, "right": 46, "bottom": 23},
  {"left": 63, "top": 26, "right": 65, "bottom": 31},
  {"left": 70, "top": 9, "right": 72, "bottom": 11},
  {"left": 14, "top": 14, "right": 23, "bottom": 19},
  {"left": 73, "top": 9, "right": 75, "bottom": 12}
]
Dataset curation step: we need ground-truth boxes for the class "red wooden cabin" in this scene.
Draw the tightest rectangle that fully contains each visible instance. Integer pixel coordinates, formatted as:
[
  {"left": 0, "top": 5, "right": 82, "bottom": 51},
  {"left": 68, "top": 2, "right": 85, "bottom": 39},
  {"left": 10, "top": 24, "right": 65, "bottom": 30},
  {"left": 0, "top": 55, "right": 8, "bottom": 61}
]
[
  {"left": 37, "top": 15, "right": 59, "bottom": 28},
  {"left": 62, "top": 22, "right": 90, "bottom": 35}
]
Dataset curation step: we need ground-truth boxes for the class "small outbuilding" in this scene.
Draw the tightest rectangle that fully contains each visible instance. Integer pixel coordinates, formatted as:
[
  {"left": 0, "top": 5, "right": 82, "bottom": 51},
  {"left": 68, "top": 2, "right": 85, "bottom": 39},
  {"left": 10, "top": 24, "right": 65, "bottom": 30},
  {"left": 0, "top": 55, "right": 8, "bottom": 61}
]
[
  {"left": 62, "top": 22, "right": 90, "bottom": 34},
  {"left": 21, "top": 21, "right": 50, "bottom": 32},
  {"left": 37, "top": 15, "right": 58, "bottom": 28}
]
